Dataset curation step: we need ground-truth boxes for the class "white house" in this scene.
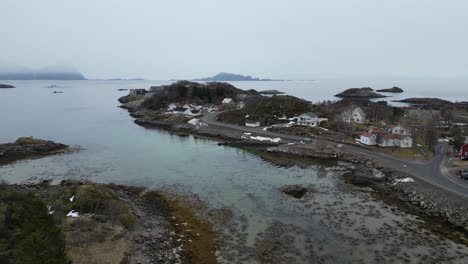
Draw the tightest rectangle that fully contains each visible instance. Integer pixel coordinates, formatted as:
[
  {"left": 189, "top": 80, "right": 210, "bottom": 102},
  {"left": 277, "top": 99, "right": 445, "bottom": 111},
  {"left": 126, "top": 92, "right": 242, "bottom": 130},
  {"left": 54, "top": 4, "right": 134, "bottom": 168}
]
[
  {"left": 222, "top": 98, "right": 234, "bottom": 104},
  {"left": 167, "top": 103, "right": 179, "bottom": 111},
  {"left": 237, "top": 101, "right": 246, "bottom": 109},
  {"left": 378, "top": 134, "right": 413, "bottom": 148},
  {"left": 342, "top": 107, "right": 366, "bottom": 124},
  {"left": 386, "top": 125, "right": 411, "bottom": 135},
  {"left": 295, "top": 112, "right": 320, "bottom": 127},
  {"left": 358, "top": 132, "right": 377, "bottom": 145}
]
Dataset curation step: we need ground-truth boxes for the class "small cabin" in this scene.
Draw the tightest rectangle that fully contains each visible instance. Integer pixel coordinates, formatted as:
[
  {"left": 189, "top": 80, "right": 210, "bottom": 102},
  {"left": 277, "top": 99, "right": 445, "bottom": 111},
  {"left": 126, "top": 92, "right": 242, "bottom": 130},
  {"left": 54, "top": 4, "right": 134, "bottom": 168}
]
[{"left": 130, "top": 89, "right": 147, "bottom": 96}]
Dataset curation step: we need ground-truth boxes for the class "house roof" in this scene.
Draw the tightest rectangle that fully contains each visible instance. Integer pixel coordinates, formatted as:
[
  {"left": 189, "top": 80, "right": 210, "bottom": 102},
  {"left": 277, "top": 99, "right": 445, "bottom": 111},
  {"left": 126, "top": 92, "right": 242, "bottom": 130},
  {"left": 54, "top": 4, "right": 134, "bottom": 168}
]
[
  {"left": 369, "top": 128, "right": 384, "bottom": 134},
  {"left": 353, "top": 107, "right": 366, "bottom": 117},
  {"left": 222, "top": 98, "right": 234, "bottom": 104},
  {"left": 301, "top": 112, "right": 318, "bottom": 118},
  {"left": 382, "top": 134, "right": 411, "bottom": 140},
  {"left": 361, "top": 132, "right": 374, "bottom": 138}
]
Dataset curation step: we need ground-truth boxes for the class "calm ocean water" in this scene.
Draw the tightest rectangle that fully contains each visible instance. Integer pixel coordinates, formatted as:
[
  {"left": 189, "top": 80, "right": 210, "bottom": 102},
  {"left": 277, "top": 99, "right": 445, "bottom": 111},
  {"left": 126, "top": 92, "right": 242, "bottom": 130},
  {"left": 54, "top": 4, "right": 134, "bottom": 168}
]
[{"left": 1, "top": 79, "right": 467, "bottom": 263}]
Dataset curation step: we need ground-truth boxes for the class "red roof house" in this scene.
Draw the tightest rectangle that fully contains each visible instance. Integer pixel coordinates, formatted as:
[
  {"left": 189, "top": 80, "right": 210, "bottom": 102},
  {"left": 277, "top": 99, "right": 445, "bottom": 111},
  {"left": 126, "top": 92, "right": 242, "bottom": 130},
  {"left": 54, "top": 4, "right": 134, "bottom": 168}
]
[{"left": 461, "top": 144, "right": 468, "bottom": 160}]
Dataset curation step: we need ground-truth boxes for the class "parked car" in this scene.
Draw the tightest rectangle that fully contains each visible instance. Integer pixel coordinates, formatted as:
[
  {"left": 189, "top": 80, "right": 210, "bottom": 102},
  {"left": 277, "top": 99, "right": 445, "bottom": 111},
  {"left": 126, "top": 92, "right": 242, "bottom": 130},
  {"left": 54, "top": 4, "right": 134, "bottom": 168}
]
[{"left": 460, "top": 172, "right": 468, "bottom": 180}]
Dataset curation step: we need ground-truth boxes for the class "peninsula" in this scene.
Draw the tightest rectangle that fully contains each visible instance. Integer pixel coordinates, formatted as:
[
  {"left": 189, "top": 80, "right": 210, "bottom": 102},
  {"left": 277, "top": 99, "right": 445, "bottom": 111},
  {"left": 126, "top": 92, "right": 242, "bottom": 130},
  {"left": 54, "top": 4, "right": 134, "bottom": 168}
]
[
  {"left": 193, "top": 72, "right": 275, "bottom": 82},
  {"left": 0, "top": 63, "right": 86, "bottom": 80}
]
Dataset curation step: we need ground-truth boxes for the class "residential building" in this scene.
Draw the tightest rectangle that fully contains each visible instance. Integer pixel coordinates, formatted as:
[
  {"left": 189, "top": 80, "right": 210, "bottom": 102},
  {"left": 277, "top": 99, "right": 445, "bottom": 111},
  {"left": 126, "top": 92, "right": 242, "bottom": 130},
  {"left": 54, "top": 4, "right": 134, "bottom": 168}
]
[
  {"left": 237, "top": 101, "right": 246, "bottom": 109},
  {"left": 359, "top": 132, "right": 377, "bottom": 145},
  {"left": 386, "top": 124, "right": 411, "bottom": 135},
  {"left": 295, "top": 112, "right": 320, "bottom": 127},
  {"left": 461, "top": 144, "right": 468, "bottom": 160},
  {"left": 378, "top": 134, "right": 413, "bottom": 148},
  {"left": 130, "top": 89, "right": 147, "bottom": 95},
  {"left": 342, "top": 107, "right": 366, "bottom": 124}
]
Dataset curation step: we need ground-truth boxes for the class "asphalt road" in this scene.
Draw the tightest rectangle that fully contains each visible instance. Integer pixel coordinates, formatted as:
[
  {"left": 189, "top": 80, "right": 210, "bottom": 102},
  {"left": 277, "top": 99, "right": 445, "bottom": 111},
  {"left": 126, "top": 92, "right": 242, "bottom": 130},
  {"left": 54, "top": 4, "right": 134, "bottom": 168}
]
[{"left": 201, "top": 113, "right": 468, "bottom": 198}]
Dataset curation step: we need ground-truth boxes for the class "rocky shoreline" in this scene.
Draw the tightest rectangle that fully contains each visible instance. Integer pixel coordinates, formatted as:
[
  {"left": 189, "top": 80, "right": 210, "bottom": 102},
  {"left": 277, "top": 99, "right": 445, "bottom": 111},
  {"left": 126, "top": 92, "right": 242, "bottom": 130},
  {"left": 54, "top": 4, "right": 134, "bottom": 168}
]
[
  {"left": 266, "top": 143, "right": 468, "bottom": 237},
  {"left": 0, "top": 137, "right": 69, "bottom": 165},
  {"left": 0, "top": 180, "right": 219, "bottom": 264}
]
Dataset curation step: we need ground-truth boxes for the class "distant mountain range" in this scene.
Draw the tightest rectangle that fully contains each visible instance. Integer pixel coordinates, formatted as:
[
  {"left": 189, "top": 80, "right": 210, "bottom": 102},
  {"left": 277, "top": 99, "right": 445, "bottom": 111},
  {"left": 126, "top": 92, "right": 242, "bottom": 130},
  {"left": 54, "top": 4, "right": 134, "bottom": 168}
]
[
  {"left": 0, "top": 63, "right": 86, "bottom": 80},
  {"left": 193, "top": 72, "right": 277, "bottom": 82}
]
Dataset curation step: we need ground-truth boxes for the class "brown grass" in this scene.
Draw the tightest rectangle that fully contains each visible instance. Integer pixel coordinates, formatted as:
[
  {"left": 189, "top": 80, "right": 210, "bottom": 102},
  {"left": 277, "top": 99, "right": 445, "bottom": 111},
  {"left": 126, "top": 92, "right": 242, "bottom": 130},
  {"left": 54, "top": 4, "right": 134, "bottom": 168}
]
[
  {"left": 62, "top": 216, "right": 128, "bottom": 264},
  {"left": 146, "top": 191, "right": 219, "bottom": 264}
]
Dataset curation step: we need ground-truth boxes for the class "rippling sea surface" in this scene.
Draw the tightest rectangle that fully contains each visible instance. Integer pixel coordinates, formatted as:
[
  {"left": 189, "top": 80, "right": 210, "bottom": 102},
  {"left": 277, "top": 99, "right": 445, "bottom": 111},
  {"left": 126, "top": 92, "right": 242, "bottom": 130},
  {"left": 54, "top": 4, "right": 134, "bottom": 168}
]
[{"left": 1, "top": 80, "right": 468, "bottom": 263}]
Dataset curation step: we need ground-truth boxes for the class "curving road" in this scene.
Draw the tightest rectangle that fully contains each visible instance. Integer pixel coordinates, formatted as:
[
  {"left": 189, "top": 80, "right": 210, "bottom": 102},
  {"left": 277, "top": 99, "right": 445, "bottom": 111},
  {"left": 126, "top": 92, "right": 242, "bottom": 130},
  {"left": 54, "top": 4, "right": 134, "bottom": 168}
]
[{"left": 201, "top": 113, "right": 468, "bottom": 198}]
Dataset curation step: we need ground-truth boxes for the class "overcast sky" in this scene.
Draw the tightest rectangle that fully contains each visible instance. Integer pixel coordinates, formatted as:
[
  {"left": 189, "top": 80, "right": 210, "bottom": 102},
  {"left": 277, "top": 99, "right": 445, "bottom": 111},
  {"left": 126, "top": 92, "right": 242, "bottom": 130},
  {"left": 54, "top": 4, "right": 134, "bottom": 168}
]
[{"left": 1, "top": 0, "right": 467, "bottom": 80}]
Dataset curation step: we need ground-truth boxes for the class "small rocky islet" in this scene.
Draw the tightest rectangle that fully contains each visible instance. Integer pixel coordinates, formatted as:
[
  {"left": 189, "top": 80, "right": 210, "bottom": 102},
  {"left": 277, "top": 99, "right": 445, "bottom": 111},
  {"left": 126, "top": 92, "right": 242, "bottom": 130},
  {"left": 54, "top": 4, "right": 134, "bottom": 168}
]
[
  {"left": 334, "top": 87, "right": 388, "bottom": 98},
  {"left": 0, "top": 84, "right": 15, "bottom": 88},
  {"left": 0, "top": 137, "right": 68, "bottom": 165},
  {"left": 376, "top": 86, "right": 404, "bottom": 93}
]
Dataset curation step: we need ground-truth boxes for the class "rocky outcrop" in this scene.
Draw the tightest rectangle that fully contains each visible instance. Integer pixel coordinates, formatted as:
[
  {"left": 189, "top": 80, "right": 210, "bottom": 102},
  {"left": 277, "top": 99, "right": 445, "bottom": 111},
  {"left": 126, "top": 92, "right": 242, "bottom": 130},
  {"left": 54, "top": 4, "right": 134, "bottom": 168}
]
[
  {"left": 0, "top": 137, "right": 68, "bottom": 164},
  {"left": 118, "top": 94, "right": 144, "bottom": 104},
  {"left": 335, "top": 87, "right": 387, "bottom": 98},
  {"left": 280, "top": 185, "right": 309, "bottom": 199},
  {"left": 393, "top": 98, "right": 454, "bottom": 109},
  {"left": 376, "top": 86, "right": 403, "bottom": 93},
  {"left": 259, "top": 90, "right": 285, "bottom": 95},
  {"left": 267, "top": 144, "right": 374, "bottom": 166},
  {"left": 0, "top": 84, "right": 15, "bottom": 88}
]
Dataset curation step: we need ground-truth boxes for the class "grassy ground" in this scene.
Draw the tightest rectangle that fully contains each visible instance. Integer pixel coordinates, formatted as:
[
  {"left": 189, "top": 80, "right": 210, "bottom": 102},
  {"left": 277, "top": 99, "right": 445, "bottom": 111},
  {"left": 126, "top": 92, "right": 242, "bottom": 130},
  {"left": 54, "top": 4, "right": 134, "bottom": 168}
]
[{"left": 371, "top": 146, "right": 426, "bottom": 161}]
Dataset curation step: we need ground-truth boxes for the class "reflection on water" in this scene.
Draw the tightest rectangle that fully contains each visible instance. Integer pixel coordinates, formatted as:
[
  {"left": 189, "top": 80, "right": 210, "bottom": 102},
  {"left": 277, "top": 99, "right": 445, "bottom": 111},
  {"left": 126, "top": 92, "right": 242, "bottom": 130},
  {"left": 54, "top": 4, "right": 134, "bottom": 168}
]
[{"left": 1, "top": 80, "right": 468, "bottom": 263}]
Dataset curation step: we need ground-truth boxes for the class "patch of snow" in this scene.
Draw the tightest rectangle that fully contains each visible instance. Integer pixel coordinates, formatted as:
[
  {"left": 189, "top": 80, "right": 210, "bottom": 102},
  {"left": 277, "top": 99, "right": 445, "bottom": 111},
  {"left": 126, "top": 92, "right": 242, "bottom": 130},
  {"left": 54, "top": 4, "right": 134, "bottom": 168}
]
[
  {"left": 47, "top": 205, "right": 55, "bottom": 215},
  {"left": 241, "top": 133, "right": 281, "bottom": 143},
  {"left": 250, "top": 136, "right": 281, "bottom": 143},
  {"left": 372, "top": 168, "right": 385, "bottom": 179},
  {"left": 187, "top": 118, "right": 207, "bottom": 127},
  {"left": 69, "top": 195, "right": 74, "bottom": 202},
  {"left": 262, "top": 127, "right": 271, "bottom": 131},
  {"left": 67, "top": 210, "right": 80, "bottom": 218},
  {"left": 394, "top": 178, "right": 414, "bottom": 184},
  {"left": 245, "top": 115, "right": 250, "bottom": 118}
]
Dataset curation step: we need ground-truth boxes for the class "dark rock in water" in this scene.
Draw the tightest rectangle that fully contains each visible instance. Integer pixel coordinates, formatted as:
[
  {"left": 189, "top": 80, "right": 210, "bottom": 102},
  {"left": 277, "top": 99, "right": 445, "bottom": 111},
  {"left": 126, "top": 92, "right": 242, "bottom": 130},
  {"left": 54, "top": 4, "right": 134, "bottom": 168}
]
[
  {"left": 376, "top": 86, "right": 404, "bottom": 93},
  {"left": 280, "top": 185, "right": 308, "bottom": 199},
  {"left": 0, "top": 137, "right": 68, "bottom": 164},
  {"left": 0, "top": 84, "right": 15, "bottom": 88},
  {"left": 118, "top": 88, "right": 128, "bottom": 91},
  {"left": 259, "top": 89, "right": 285, "bottom": 95},
  {"left": 335, "top": 87, "right": 387, "bottom": 98},
  {"left": 392, "top": 98, "right": 454, "bottom": 109}
]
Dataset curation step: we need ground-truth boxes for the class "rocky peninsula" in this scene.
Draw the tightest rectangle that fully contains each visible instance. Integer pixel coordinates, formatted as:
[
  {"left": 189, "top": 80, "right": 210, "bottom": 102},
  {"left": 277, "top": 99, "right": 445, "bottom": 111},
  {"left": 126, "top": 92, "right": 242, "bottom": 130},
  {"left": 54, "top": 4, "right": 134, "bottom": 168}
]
[
  {"left": 335, "top": 87, "right": 387, "bottom": 98},
  {"left": 0, "top": 84, "right": 15, "bottom": 88},
  {"left": 0, "top": 137, "right": 68, "bottom": 165},
  {"left": 0, "top": 180, "right": 219, "bottom": 264}
]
